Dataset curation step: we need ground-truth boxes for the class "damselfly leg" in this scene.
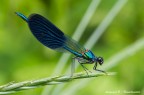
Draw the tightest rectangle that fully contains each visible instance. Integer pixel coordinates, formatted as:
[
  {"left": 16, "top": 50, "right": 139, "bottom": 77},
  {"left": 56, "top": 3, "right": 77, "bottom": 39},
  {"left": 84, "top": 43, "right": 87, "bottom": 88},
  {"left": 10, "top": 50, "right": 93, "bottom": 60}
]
[
  {"left": 93, "top": 63, "right": 106, "bottom": 74},
  {"left": 71, "top": 57, "right": 93, "bottom": 76},
  {"left": 76, "top": 57, "right": 92, "bottom": 75}
]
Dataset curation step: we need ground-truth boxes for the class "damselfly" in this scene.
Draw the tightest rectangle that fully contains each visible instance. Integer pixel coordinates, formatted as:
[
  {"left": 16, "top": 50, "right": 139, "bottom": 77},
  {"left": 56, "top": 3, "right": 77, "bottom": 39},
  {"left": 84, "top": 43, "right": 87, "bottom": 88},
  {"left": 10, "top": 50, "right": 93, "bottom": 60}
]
[{"left": 15, "top": 12, "right": 105, "bottom": 76}]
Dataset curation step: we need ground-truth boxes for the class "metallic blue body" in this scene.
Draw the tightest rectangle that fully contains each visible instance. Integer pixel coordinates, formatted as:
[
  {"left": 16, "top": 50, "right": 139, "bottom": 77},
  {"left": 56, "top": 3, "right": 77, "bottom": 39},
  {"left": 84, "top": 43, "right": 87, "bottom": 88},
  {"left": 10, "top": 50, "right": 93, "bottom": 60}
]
[
  {"left": 15, "top": 12, "right": 28, "bottom": 22},
  {"left": 16, "top": 12, "right": 97, "bottom": 63},
  {"left": 84, "top": 50, "right": 96, "bottom": 60}
]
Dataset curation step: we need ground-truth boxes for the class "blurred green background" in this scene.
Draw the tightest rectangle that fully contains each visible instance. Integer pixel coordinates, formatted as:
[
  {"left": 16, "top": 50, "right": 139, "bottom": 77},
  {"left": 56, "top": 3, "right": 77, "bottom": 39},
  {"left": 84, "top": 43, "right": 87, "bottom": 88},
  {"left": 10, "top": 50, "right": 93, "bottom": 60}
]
[{"left": 0, "top": 0, "right": 144, "bottom": 95}]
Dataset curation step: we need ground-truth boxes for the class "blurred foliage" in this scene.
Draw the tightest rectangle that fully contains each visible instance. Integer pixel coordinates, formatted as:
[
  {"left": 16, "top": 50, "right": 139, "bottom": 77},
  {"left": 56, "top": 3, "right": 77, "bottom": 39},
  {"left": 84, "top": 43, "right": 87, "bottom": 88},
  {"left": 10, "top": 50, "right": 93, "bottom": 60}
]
[{"left": 0, "top": 0, "right": 144, "bottom": 95}]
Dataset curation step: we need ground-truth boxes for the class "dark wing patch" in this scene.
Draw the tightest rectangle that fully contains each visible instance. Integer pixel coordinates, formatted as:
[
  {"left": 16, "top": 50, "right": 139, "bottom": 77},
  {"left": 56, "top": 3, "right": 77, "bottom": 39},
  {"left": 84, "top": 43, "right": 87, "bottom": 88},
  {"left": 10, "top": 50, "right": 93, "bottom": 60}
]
[{"left": 28, "top": 14, "right": 66, "bottom": 49}]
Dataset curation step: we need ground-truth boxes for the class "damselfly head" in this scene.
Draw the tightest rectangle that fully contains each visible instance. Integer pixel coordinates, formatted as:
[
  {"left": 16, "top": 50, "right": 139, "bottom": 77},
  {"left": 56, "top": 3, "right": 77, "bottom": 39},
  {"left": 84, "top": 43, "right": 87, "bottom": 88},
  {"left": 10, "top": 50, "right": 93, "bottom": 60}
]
[{"left": 97, "top": 57, "right": 104, "bottom": 65}]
